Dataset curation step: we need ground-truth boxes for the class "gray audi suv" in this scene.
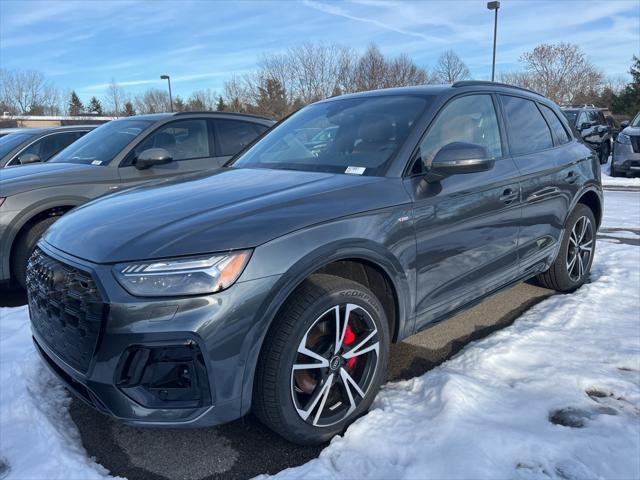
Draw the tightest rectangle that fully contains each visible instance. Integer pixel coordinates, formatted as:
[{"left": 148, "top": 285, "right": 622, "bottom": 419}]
[
  {"left": 0, "top": 111, "right": 273, "bottom": 288},
  {"left": 27, "top": 82, "right": 602, "bottom": 445}
]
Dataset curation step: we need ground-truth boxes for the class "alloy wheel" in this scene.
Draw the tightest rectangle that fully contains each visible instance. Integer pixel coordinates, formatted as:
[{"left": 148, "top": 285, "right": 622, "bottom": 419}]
[
  {"left": 566, "top": 215, "right": 593, "bottom": 282},
  {"left": 290, "top": 303, "right": 380, "bottom": 427}
]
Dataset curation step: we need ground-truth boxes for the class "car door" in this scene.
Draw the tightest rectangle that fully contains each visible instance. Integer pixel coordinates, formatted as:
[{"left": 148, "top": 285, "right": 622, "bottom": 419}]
[
  {"left": 405, "top": 93, "right": 522, "bottom": 331},
  {"left": 499, "top": 95, "right": 567, "bottom": 276},
  {"left": 117, "top": 118, "right": 219, "bottom": 188}
]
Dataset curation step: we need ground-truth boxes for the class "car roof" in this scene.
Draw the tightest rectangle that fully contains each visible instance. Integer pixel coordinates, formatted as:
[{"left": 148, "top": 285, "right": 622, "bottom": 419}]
[{"left": 316, "top": 81, "right": 548, "bottom": 104}]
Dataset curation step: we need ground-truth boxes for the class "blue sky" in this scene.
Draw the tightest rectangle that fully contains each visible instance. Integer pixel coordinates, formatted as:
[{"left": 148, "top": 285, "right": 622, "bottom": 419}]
[{"left": 1, "top": 0, "right": 638, "bottom": 102}]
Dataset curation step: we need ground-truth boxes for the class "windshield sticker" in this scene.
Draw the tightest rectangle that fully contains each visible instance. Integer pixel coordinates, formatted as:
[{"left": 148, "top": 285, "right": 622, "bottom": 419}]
[
  {"left": 345, "top": 166, "right": 365, "bottom": 175},
  {"left": 91, "top": 160, "right": 102, "bottom": 165}
]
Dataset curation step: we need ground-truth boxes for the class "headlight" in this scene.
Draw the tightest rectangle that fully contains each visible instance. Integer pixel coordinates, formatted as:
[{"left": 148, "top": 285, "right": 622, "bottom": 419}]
[
  {"left": 113, "top": 250, "right": 251, "bottom": 297},
  {"left": 617, "top": 133, "right": 631, "bottom": 145}
]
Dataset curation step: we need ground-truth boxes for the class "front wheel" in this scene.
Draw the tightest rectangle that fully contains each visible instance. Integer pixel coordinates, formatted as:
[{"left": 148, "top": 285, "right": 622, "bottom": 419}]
[
  {"left": 253, "top": 274, "right": 390, "bottom": 445},
  {"left": 536, "top": 204, "right": 596, "bottom": 292}
]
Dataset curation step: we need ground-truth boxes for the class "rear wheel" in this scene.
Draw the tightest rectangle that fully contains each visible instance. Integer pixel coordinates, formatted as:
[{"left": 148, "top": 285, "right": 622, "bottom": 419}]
[
  {"left": 253, "top": 274, "right": 390, "bottom": 445},
  {"left": 12, "top": 217, "right": 58, "bottom": 289},
  {"left": 536, "top": 204, "right": 596, "bottom": 292}
]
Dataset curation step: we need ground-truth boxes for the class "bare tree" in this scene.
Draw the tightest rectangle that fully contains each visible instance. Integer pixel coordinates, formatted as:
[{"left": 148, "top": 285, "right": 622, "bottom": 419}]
[
  {"left": 0, "top": 69, "right": 60, "bottom": 114},
  {"left": 187, "top": 88, "right": 217, "bottom": 111},
  {"left": 433, "top": 50, "right": 470, "bottom": 83},
  {"left": 105, "top": 78, "right": 126, "bottom": 116},
  {"left": 134, "top": 88, "right": 170, "bottom": 114},
  {"left": 503, "top": 43, "right": 603, "bottom": 104}
]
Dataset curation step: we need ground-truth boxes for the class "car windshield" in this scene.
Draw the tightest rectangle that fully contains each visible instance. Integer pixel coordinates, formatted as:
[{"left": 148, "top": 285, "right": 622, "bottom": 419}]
[
  {"left": 50, "top": 119, "right": 153, "bottom": 165},
  {"left": 562, "top": 110, "right": 578, "bottom": 125},
  {"left": 231, "top": 95, "right": 431, "bottom": 176},
  {"left": 631, "top": 113, "right": 640, "bottom": 128},
  {"left": 0, "top": 132, "right": 36, "bottom": 158}
]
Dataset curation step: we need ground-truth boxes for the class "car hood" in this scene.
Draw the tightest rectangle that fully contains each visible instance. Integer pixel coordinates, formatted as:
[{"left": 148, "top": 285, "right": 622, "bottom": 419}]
[
  {"left": 44, "top": 167, "right": 409, "bottom": 263},
  {"left": 0, "top": 162, "right": 108, "bottom": 197}
]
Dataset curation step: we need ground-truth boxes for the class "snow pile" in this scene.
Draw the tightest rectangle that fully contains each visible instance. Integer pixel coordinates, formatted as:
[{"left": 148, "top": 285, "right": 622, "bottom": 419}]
[
  {"left": 602, "top": 162, "right": 640, "bottom": 188},
  {"left": 268, "top": 239, "right": 640, "bottom": 480},
  {"left": 0, "top": 306, "right": 118, "bottom": 480}
]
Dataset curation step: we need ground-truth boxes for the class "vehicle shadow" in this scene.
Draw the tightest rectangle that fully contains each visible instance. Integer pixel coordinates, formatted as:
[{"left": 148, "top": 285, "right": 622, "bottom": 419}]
[{"left": 69, "top": 285, "right": 553, "bottom": 480}]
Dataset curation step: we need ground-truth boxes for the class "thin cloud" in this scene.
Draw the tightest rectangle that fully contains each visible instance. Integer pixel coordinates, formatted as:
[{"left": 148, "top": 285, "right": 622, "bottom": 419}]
[{"left": 303, "top": 0, "right": 446, "bottom": 44}]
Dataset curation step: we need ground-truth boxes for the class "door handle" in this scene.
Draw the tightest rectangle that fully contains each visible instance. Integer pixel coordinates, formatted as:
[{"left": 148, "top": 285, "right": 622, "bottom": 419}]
[
  {"left": 499, "top": 188, "right": 518, "bottom": 204},
  {"left": 565, "top": 171, "right": 578, "bottom": 184}
]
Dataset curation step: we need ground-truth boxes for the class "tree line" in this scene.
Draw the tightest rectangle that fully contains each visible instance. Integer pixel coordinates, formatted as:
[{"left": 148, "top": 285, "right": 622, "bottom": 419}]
[{"left": 0, "top": 42, "right": 637, "bottom": 121}]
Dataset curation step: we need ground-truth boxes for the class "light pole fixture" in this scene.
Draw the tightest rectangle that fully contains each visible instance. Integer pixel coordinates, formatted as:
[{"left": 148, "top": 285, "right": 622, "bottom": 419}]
[
  {"left": 160, "top": 74, "right": 173, "bottom": 112},
  {"left": 487, "top": 1, "right": 500, "bottom": 82}
]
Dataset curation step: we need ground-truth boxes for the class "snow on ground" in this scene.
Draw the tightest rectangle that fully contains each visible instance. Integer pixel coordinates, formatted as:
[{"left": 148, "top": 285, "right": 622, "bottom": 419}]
[
  {"left": 601, "top": 161, "right": 640, "bottom": 188},
  {"left": 1, "top": 191, "right": 639, "bottom": 480},
  {"left": 0, "top": 306, "right": 119, "bottom": 480}
]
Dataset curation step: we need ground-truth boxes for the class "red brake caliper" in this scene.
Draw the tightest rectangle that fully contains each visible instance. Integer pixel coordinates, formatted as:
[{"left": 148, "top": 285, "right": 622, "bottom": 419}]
[{"left": 344, "top": 324, "right": 357, "bottom": 370}]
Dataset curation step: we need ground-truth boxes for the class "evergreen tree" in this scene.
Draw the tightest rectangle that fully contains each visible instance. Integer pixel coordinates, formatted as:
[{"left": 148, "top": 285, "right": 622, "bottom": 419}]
[
  {"left": 255, "top": 78, "right": 288, "bottom": 119},
  {"left": 612, "top": 56, "right": 640, "bottom": 115},
  {"left": 123, "top": 101, "right": 136, "bottom": 116},
  {"left": 68, "top": 91, "right": 84, "bottom": 116},
  {"left": 173, "top": 95, "right": 185, "bottom": 112},
  {"left": 88, "top": 96, "right": 103, "bottom": 115},
  {"left": 216, "top": 96, "right": 226, "bottom": 111}
]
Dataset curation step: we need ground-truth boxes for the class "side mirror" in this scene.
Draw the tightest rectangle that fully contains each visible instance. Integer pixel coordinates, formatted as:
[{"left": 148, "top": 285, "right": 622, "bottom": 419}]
[
  {"left": 135, "top": 148, "right": 173, "bottom": 170},
  {"left": 620, "top": 121, "right": 629, "bottom": 129},
  {"left": 430, "top": 142, "right": 494, "bottom": 176},
  {"left": 579, "top": 122, "right": 592, "bottom": 131},
  {"left": 19, "top": 153, "right": 41, "bottom": 164}
]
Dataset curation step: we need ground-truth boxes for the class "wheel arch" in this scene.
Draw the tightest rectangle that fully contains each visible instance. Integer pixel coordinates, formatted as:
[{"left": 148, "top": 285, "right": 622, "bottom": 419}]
[
  {"left": 3, "top": 198, "right": 85, "bottom": 280},
  {"left": 574, "top": 187, "right": 603, "bottom": 229},
  {"left": 238, "top": 242, "right": 412, "bottom": 416}
]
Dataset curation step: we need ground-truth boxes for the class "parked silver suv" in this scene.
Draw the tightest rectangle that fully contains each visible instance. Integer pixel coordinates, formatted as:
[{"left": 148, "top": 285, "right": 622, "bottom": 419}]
[
  {"left": 611, "top": 112, "right": 640, "bottom": 177},
  {"left": 0, "top": 111, "right": 274, "bottom": 288}
]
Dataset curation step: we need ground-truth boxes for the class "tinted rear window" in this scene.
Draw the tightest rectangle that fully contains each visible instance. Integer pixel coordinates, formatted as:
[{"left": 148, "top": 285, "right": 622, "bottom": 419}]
[
  {"left": 501, "top": 96, "right": 553, "bottom": 155},
  {"left": 540, "top": 104, "right": 570, "bottom": 145}
]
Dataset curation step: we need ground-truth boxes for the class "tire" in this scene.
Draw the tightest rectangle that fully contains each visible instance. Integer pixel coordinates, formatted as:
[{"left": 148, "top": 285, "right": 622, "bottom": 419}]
[
  {"left": 253, "top": 273, "right": 390, "bottom": 445},
  {"left": 11, "top": 216, "right": 58, "bottom": 289},
  {"left": 599, "top": 141, "right": 610, "bottom": 165},
  {"left": 536, "top": 204, "right": 596, "bottom": 292},
  {"left": 610, "top": 162, "right": 619, "bottom": 177}
]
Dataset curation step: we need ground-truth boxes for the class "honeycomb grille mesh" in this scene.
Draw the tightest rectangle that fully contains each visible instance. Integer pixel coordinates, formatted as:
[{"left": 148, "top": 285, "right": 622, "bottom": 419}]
[{"left": 27, "top": 248, "right": 106, "bottom": 373}]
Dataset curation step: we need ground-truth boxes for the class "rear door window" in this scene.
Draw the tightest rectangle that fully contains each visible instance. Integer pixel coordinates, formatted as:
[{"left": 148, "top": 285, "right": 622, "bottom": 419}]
[
  {"left": 500, "top": 95, "right": 553, "bottom": 155},
  {"left": 134, "top": 119, "right": 210, "bottom": 161},
  {"left": 215, "top": 120, "right": 268, "bottom": 156},
  {"left": 539, "top": 104, "right": 570, "bottom": 145}
]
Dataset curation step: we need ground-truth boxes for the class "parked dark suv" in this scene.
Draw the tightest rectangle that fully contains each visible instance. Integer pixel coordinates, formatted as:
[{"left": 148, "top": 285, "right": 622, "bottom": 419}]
[
  {"left": 0, "top": 125, "right": 95, "bottom": 167},
  {"left": 562, "top": 105, "right": 612, "bottom": 164},
  {"left": 611, "top": 112, "right": 640, "bottom": 177},
  {"left": 28, "top": 82, "right": 602, "bottom": 445},
  {"left": 0, "top": 112, "right": 273, "bottom": 288}
]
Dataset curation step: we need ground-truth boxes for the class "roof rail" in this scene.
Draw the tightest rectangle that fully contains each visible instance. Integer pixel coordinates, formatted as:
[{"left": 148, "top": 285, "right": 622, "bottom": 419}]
[
  {"left": 452, "top": 80, "right": 544, "bottom": 97},
  {"left": 173, "top": 110, "right": 274, "bottom": 121},
  {"left": 560, "top": 104, "right": 600, "bottom": 109}
]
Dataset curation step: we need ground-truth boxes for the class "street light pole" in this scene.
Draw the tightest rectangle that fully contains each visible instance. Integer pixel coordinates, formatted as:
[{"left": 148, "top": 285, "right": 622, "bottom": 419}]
[
  {"left": 160, "top": 74, "right": 173, "bottom": 112},
  {"left": 487, "top": 1, "right": 500, "bottom": 82}
]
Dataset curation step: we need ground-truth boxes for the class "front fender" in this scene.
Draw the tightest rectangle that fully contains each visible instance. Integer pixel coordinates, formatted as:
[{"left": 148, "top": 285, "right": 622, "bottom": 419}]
[{"left": 236, "top": 207, "right": 416, "bottom": 415}]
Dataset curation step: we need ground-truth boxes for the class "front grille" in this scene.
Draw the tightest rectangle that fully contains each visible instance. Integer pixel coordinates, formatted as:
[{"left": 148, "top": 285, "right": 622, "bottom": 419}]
[
  {"left": 27, "top": 248, "right": 106, "bottom": 373},
  {"left": 631, "top": 135, "right": 640, "bottom": 153}
]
